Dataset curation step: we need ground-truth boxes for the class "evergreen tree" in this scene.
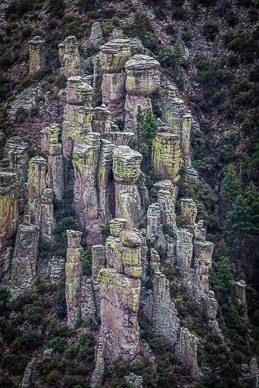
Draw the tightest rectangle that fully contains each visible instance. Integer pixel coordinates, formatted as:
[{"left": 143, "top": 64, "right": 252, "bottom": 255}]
[
  {"left": 136, "top": 105, "right": 144, "bottom": 151},
  {"left": 224, "top": 195, "right": 251, "bottom": 244},
  {"left": 210, "top": 241, "right": 233, "bottom": 303},
  {"left": 172, "top": 41, "right": 185, "bottom": 66},
  {"left": 220, "top": 164, "right": 242, "bottom": 206},
  {"left": 245, "top": 181, "right": 259, "bottom": 233},
  {"left": 142, "top": 108, "right": 158, "bottom": 152}
]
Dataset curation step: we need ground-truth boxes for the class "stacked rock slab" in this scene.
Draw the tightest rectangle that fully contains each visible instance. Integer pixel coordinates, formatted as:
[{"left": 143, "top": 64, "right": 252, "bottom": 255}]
[
  {"left": 125, "top": 54, "right": 160, "bottom": 133},
  {"left": 112, "top": 145, "right": 144, "bottom": 229},
  {"left": 28, "top": 36, "right": 46, "bottom": 74},
  {"left": 62, "top": 76, "right": 93, "bottom": 161},
  {"left": 99, "top": 39, "right": 131, "bottom": 120},
  {"left": 99, "top": 219, "right": 143, "bottom": 361},
  {"left": 142, "top": 248, "right": 199, "bottom": 379},
  {"left": 65, "top": 230, "right": 83, "bottom": 327},
  {"left": 72, "top": 133, "right": 101, "bottom": 245},
  {"left": 58, "top": 36, "right": 80, "bottom": 78},
  {"left": 41, "top": 124, "right": 64, "bottom": 200},
  {"left": 89, "top": 22, "right": 103, "bottom": 46},
  {"left": 11, "top": 218, "right": 39, "bottom": 297},
  {"left": 0, "top": 167, "right": 19, "bottom": 253},
  {"left": 27, "top": 156, "right": 47, "bottom": 225},
  {"left": 41, "top": 188, "right": 55, "bottom": 240},
  {"left": 6, "top": 136, "right": 28, "bottom": 208},
  {"left": 152, "top": 131, "right": 181, "bottom": 183}
]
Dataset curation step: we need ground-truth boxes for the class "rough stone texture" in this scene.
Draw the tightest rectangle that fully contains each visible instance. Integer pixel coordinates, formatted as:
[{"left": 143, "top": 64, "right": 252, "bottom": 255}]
[
  {"left": 113, "top": 146, "right": 145, "bottom": 228},
  {"left": 181, "top": 113, "right": 192, "bottom": 167},
  {"left": 27, "top": 156, "right": 47, "bottom": 225},
  {"left": 125, "top": 54, "right": 160, "bottom": 132},
  {"left": 91, "top": 338, "right": 105, "bottom": 388},
  {"left": 6, "top": 136, "right": 28, "bottom": 207},
  {"left": 101, "top": 72, "right": 126, "bottom": 119},
  {"left": 41, "top": 124, "right": 64, "bottom": 200},
  {"left": 152, "top": 132, "right": 181, "bottom": 182},
  {"left": 90, "top": 22, "right": 103, "bottom": 46},
  {"left": 99, "top": 39, "right": 131, "bottom": 73},
  {"left": 250, "top": 358, "right": 259, "bottom": 388},
  {"left": 92, "top": 244, "right": 106, "bottom": 315},
  {"left": 233, "top": 280, "right": 248, "bottom": 322},
  {"left": 99, "top": 221, "right": 143, "bottom": 361},
  {"left": 65, "top": 230, "right": 83, "bottom": 327},
  {"left": 20, "top": 358, "right": 37, "bottom": 387},
  {"left": 125, "top": 373, "right": 143, "bottom": 388},
  {"left": 112, "top": 29, "right": 124, "bottom": 39},
  {"left": 41, "top": 188, "right": 55, "bottom": 239},
  {"left": 59, "top": 36, "right": 80, "bottom": 78},
  {"left": 28, "top": 36, "right": 46, "bottom": 74},
  {"left": 102, "top": 131, "right": 134, "bottom": 146},
  {"left": 72, "top": 134, "right": 102, "bottom": 245},
  {"left": 80, "top": 275, "right": 96, "bottom": 321},
  {"left": 181, "top": 198, "right": 197, "bottom": 225},
  {"left": 141, "top": 249, "right": 199, "bottom": 379},
  {"left": 92, "top": 105, "right": 111, "bottom": 134},
  {"left": 11, "top": 221, "right": 39, "bottom": 296},
  {"left": 62, "top": 77, "right": 93, "bottom": 161},
  {"left": 0, "top": 170, "right": 19, "bottom": 252}
]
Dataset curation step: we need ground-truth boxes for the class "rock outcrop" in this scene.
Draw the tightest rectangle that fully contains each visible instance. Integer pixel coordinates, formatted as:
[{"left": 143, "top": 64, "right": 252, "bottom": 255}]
[
  {"left": 90, "top": 22, "right": 103, "bottom": 46},
  {"left": 28, "top": 36, "right": 46, "bottom": 74},
  {"left": 27, "top": 156, "right": 47, "bottom": 225},
  {"left": 58, "top": 36, "right": 80, "bottom": 78},
  {"left": 99, "top": 39, "right": 131, "bottom": 120},
  {"left": 125, "top": 54, "right": 160, "bottom": 133},
  {"left": 99, "top": 219, "right": 143, "bottom": 361}
]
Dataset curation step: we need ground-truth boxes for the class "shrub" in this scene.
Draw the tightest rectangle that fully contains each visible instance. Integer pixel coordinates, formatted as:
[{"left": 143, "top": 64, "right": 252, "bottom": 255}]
[
  {"left": 55, "top": 73, "right": 67, "bottom": 88},
  {"left": 0, "top": 287, "right": 10, "bottom": 315},
  {"left": 112, "top": 16, "right": 120, "bottom": 26},
  {"left": 49, "top": 337, "right": 66, "bottom": 353},
  {"left": 202, "top": 22, "right": 219, "bottom": 41},
  {"left": 46, "top": 369, "right": 60, "bottom": 384},
  {"left": 149, "top": 336, "right": 172, "bottom": 355},
  {"left": 64, "top": 345, "right": 78, "bottom": 359},
  {"left": 22, "top": 25, "right": 33, "bottom": 38},
  {"left": 12, "top": 331, "right": 43, "bottom": 352},
  {"left": 226, "top": 12, "right": 239, "bottom": 27},
  {"left": 172, "top": 7, "right": 186, "bottom": 20},
  {"left": 30, "top": 105, "right": 39, "bottom": 116},
  {"left": 16, "top": 106, "right": 27, "bottom": 122}
]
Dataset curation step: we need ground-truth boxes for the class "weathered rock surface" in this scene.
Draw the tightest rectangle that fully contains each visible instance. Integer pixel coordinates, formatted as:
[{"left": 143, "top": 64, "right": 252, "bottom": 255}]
[
  {"left": 27, "top": 156, "right": 47, "bottom": 225},
  {"left": 90, "top": 22, "right": 103, "bottom": 46},
  {"left": 28, "top": 36, "right": 46, "bottom": 74},
  {"left": 59, "top": 36, "right": 80, "bottom": 78}
]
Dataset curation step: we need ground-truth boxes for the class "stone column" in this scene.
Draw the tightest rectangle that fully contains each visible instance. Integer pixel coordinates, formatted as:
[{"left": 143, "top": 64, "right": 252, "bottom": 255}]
[
  {"left": 0, "top": 170, "right": 19, "bottom": 252},
  {"left": 99, "top": 39, "right": 131, "bottom": 120},
  {"left": 89, "top": 22, "right": 103, "bottom": 46},
  {"left": 99, "top": 220, "right": 143, "bottom": 361},
  {"left": 72, "top": 133, "right": 101, "bottom": 245},
  {"left": 181, "top": 113, "right": 193, "bottom": 167},
  {"left": 41, "top": 189, "right": 55, "bottom": 239},
  {"left": 152, "top": 132, "right": 181, "bottom": 183},
  {"left": 28, "top": 36, "right": 46, "bottom": 74},
  {"left": 65, "top": 230, "right": 83, "bottom": 327},
  {"left": 125, "top": 54, "right": 160, "bottom": 133},
  {"left": 28, "top": 156, "right": 47, "bottom": 225},
  {"left": 11, "top": 219, "right": 39, "bottom": 296},
  {"left": 41, "top": 124, "right": 64, "bottom": 200},
  {"left": 181, "top": 198, "right": 197, "bottom": 226},
  {"left": 62, "top": 76, "right": 93, "bottom": 161},
  {"left": 112, "top": 145, "right": 144, "bottom": 229},
  {"left": 59, "top": 36, "right": 80, "bottom": 78}
]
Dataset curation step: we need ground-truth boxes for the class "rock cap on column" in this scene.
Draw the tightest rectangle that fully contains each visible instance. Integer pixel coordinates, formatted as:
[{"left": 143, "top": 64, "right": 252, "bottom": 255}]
[
  {"left": 181, "top": 198, "right": 197, "bottom": 225},
  {"left": 99, "top": 39, "right": 131, "bottom": 72},
  {"left": 113, "top": 146, "right": 142, "bottom": 183},
  {"left": 66, "top": 230, "right": 82, "bottom": 248},
  {"left": 120, "top": 230, "right": 142, "bottom": 248},
  {"left": 29, "top": 36, "right": 45, "bottom": 49},
  {"left": 67, "top": 76, "right": 93, "bottom": 105},
  {"left": 125, "top": 54, "right": 160, "bottom": 95}
]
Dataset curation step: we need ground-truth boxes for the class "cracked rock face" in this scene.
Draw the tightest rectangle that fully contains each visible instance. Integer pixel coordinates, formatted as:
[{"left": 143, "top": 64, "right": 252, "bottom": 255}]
[
  {"left": 59, "top": 36, "right": 80, "bottom": 78},
  {"left": 90, "top": 22, "right": 103, "bottom": 46},
  {"left": 99, "top": 39, "right": 131, "bottom": 73},
  {"left": 28, "top": 36, "right": 46, "bottom": 74},
  {"left": 99, "top": 220, "right": 143, "bottom": 361}
]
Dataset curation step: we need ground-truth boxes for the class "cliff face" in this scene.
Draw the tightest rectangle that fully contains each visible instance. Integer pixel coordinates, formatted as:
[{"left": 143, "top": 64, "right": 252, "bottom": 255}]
[{"left": 0, "top": 1, "right": 258, "bottom": 387}]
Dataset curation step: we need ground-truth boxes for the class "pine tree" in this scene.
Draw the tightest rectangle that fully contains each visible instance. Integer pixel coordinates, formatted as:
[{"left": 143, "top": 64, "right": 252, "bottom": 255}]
[
  {"left": 136, "top": 105, "right": 144, "bottom": 152},
  {"left": 220, "top": 164, "right": 242, "bottom": 206},
  {"left": 142, "top": 108, "right": 158, "bottom": 152},
  {"left": 210, "top": 241, "right": 233, "bottom": 303},
  {"left": 172, "top": 41, "right": 185, "bottom": 66},
  {"left": 224, "top": 195, "right": 251, "bottom": 244},
  {"left": 245, "top": 181, "right": 259, "bottom": 233}
]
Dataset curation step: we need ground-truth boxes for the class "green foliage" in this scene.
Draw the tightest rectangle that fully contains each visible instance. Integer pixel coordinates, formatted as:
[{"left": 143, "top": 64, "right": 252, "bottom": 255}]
[
  {"left": 224, "top": 194, "right": 251, "bottom": 244},
  {"left": 141, "top": 108, "right": 158, "bottom": 153},
  {"left": 30, "top": 105, "right": 39, "bottom": 116},
  {"left": 202, "top": 21, "right": 219, "bottom": 41},
  {"left": 16, "top": 106, "right": 27, "bottom": 122},
  {"left": 12, "top": 331, "right": 43, "bottom": 352},
  {"left": 92, "top": 88, "right": 102, "bottom": 107},
  {"left": 55, "top": 276, "right": 67, "bottom": 319},
  {"left": 0, "top": 288, "right": 10, "bottom": 315},
  {"left": 245, "top": 181, "right": 259, "bottom": 232},
  {"left": 210, "top": 241, "right": 233, "bottom": 303},
  {"left": 48, "top": 0, "right": 65, "bottom": 18},
  {"left": 64, "top": 345, "right": 78, "bottom": 359},
  {"left": 49, "top": 336, "right": 66, "bottom": 353},
  {"left": 149, "top": 335, "right": 173, "bottom": 355},
  {"left": 220, "top": 164, "right": 242, "bottom": 205},
  {"left": 82, "top": 249, "right": 92, "bottom": 276}
]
